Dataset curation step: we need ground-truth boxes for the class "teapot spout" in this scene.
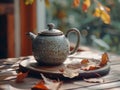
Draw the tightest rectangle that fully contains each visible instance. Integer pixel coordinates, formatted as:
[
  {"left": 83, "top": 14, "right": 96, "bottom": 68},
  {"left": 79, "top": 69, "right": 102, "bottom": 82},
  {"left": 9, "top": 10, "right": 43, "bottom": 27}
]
[{"left": 26, "top": 32, "right": 37, "bottom": 40}]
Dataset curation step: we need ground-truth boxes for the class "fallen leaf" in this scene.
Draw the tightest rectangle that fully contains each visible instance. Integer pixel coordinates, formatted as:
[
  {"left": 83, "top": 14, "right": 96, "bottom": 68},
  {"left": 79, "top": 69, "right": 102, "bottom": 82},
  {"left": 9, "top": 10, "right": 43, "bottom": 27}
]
[
  {"left": 15, "top": 71, "right": 29, "bottom": 83},
  {"left": 60, "top": 52, "right": 109, "bottom": 78},
  {"left": 84, "top": 78, "right": 104, "bottom": 83},
  {"left": 31, "top": 80, "right": 48, "bottom": 90},
  {"left": 81, "top": 59, "right": 89, "bottom": 65},
  {"left": 59, "top": 67, "right": 80, "bottom": 78},
  {"left": 99, "top": 52, "right": 109, "bottom": 66},
  {"left": 32, "top": 74, "right": 62, "bottom": 90},
  {"left": 41, "top": 74, "right": 62, "bottom": 90},
  {"left": 81, "top": 64, "right": 99, "bottom": 71},
  {"left": 81, "top": 59, "right": 100, "bottom": 71},
  {"left": 87, "top": 65, "right": 99, "bottom": 70}
]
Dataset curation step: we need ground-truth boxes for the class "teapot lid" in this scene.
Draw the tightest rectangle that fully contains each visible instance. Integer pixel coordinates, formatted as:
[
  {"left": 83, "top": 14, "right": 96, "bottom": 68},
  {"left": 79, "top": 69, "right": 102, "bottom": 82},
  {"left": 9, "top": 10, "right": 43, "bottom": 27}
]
[{"left": 38, "top": 23, "right": 63, "bottom": 36}]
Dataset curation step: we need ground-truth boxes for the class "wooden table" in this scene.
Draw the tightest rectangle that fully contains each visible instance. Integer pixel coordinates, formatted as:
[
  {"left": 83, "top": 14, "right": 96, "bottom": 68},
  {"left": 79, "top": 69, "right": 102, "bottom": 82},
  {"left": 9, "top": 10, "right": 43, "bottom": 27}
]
[{"left": 0, "top": 50, "right": 120, "bottom": 90}]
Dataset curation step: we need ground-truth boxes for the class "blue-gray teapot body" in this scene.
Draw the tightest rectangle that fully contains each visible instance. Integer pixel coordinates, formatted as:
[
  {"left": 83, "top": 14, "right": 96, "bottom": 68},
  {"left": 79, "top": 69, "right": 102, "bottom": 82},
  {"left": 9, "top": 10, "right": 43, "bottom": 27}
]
[{"left": 27, "top": 23, "right": 80, "bottom": 65}]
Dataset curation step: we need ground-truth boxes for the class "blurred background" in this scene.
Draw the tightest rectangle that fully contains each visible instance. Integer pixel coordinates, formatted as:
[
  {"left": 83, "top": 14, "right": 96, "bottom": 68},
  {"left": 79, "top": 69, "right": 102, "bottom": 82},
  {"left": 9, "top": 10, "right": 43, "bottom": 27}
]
[{"left": 0, "top": 0, "right": 120, "bottom": 58}]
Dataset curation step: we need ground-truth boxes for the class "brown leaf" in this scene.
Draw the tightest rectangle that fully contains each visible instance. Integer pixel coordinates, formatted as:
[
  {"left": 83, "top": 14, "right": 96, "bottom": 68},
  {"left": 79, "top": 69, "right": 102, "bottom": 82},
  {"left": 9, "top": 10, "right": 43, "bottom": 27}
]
[
  {"left": 15, "top": 71, "right": 29, "bottom": 83},
  {"left": 81, "top": 64, "right": 99, "bottom": 71},
  {"left": 99, "top": 52, "right": 109, "bottom": 66},
  {"left": 88, "top": 66, "right": 99, "bottom": 70},
  {"left": 81, "top": 59, "right": 100, "bottom": 71},
  {"left": 81, "top": 59, "right": 89, "bottom": 65},
  {"left": 84, "top": 78, "right": 104, "bottom": 83}
]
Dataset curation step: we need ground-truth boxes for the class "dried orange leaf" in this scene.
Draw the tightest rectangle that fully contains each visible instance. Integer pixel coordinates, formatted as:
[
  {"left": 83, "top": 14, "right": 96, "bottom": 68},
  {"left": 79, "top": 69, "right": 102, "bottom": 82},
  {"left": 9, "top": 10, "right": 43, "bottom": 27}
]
[
  {"left": 88, "top": 66, "right": 99, "bottom": 70},
  {"left": 16, "top": 71, "right": 29, "bottom": 83},
  {"left": 81, "top": 64, "right": 99, "bottom": 71},
  {"left": 81, "top": 59, "right": 89, "bottom": 65},
  {"left": 99, "top": 53, "right": 109, "bottom": 66},
  {"left": 81, "top": 59, "right": 100, "bottom": 71},
  {"left": 84, "top": 78, "right": 104, "bottom": 83},
  {"left": 72, "top": 0, "right": 80, "bottom": 8},
  {"left": 31, "top": 81, "right": 48, "bottom": 90}
]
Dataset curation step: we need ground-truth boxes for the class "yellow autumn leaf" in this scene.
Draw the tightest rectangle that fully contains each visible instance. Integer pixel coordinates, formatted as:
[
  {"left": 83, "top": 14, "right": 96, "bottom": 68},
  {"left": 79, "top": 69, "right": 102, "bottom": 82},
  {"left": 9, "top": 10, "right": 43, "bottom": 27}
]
[
  {"left": 93, "top": 8, "right": 101, "bottom": 17},
  {"left": 24, "top": 0, "right": 34, "bottom": 5},
  {"left": 83, "top": 0, "right": 91, "bottom": 8},
  {"left": 93, "top": 5, "right": 111, "bottom": 24},
  {"left": 101, "top": 11, "right": 111, "bottom": 24}
]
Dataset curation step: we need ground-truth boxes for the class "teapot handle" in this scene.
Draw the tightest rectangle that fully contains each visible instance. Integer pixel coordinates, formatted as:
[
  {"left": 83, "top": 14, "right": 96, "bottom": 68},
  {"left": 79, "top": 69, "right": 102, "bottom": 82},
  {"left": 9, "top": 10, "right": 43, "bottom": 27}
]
[{"left": 65, "top": 28, "right": 80, "bottom": 55}]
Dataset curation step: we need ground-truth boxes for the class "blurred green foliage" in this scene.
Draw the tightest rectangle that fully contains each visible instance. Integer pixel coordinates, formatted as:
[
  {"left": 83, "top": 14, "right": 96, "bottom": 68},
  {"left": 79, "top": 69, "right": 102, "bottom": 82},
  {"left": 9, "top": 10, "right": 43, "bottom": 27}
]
[{"left": 46, "top": 0, "right": 120, "bottom": 54}]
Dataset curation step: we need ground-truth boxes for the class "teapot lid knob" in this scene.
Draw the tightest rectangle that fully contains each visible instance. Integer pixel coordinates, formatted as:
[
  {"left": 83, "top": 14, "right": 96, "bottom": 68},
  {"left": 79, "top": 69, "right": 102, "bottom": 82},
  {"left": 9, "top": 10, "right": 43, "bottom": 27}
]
[
  {"left": 47, "top": 23, "right": 55, "bottom": 30},
  {"left": 38, "top": 23, "right": 63, "bottom": 36}
]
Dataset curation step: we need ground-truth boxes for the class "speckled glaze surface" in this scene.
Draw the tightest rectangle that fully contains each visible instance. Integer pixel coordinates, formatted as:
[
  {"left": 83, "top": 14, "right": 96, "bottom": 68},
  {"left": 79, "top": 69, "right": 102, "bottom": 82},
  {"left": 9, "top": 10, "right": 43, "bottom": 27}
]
[
  {"left": 27, "top": 23, "right": 80, "bottom": 65},
  {"left": 32, "top": 35, "right": 70, "bottom": 65}
]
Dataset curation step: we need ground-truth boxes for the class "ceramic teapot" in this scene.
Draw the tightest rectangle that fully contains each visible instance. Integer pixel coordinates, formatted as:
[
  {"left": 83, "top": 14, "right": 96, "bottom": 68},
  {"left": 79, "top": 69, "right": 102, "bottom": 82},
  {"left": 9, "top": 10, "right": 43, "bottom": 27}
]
[{"left": 27, "top": 23, "right": 80, "bottom": 65}]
